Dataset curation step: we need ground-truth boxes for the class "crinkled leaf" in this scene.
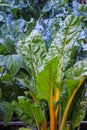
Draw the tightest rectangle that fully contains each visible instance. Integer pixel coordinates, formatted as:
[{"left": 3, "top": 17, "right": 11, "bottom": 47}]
[
  {"left": 60, "top": 80, "right": 79, "bottom": 116},
  {"left": 2, "top": 36, "right": 16, "bottom": 53},
  {"left": 0, "top": 102, "right": 13, "bottom": 126},
  {"left": 17, "top": 30, "right": 47, "bottom": 89},
  {"left": 13, "top": 101, "right": 36, "bottom": 126},
  {"left": 14, "top": 96, "right": 44, "bottom": 126},
  {"left": 46, "top": 15, "right": 81, "bottom": 80},
  {"left": 71, "top": 105, "right": 86, "bottom": 129},
  {"left": 16, "top": 69, "right": 31, "bottom": 89},
  {"left": 18, "top": 30, "right": 46, "bottom": 74},
  {"left": 70, "top": 86, "right": 86, "bottom": 129},
  {"left": 60, "top": 83, "right": 68, "bottom": 117},
  {"left": 65, "top": 59, "right": 87, "bottom": 80}
]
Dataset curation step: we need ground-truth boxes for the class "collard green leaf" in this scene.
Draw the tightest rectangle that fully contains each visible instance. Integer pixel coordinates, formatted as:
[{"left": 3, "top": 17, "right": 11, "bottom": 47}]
[
  {"left": 0, "top": 102, "right": 13, "bottom": 126},
  {"left": 3, "top": 36, "right": 16, "bottom": 53},
  {"left": 7, "top": 54, "right": 29, "bottom": 76},
  {"left": 0, "top": 55, "right": 7, "bottom": 66}
]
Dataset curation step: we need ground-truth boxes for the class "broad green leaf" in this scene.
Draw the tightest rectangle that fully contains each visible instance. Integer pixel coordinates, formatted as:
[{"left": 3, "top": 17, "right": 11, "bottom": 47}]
[
  {"left": 36, "top": 57, "right": 58, "bottom": 103},
  {"left": 48, "top": 15, "right": 81, "bottom": 59},
  {"left": 17, "top": 30, "right": 47, "bottom": 89},
  {"left": 65, "top": 59, "right": 87, "bottom": 80},
  {"left": 60, "top": 77, "right": 86, "bottom": 130},
  {"left": 0, "top": 102, "right": 13, "bottom": 126},
  {"left": 14, "top": 96, "right": 44, "bottom": 126},
  {"left": 2, "top": 36, "right": 16, "bottom": 53},
  {"left": 64, "top": 80, "right": 79, "bottom": 98},
  {"left": 7, "top": 54, "right": 29, "bottom": 76},
  {"left": 71, "top": 105, "right": 86, "bottom": 129},
  {"left": 18, "top": 30, "right": 47, "bottom": 74},
  {"left": 60, "top": 79, "right": 79, "bottom": 116},
  {"left": 16, "top": 69, "right": 31, "bottom": 90},
  {"left": 45, "top": 15, "right": 81, "bottom": 81},
  {"left": 1, "top": 73, "right": 13, "bottom": 83},
  {"left": 60, "top": 83, "right": 68, "bottom": 117},
  {"left": 13, "top": 101, "right": 36, "bottom": 126},
  {"left": 0, "top": 45, "right": 6, "bottom": 54},
  {"left": 70, "top": 86, "right": 86, "bottom": 129}
]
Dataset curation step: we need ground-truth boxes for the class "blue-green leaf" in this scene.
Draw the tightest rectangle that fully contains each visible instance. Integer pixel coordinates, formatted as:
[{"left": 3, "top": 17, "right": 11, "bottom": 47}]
[{"left": 7, "top": 54, "right": 29, "bottom": 76}]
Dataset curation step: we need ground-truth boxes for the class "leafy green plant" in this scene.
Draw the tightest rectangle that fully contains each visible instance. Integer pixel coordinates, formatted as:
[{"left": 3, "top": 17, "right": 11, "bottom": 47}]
[
  {"left": 0, "top": 0, "right": 87, "bottom": 129},
  {"left": 12, "top": 15, "right": 87, "bottom": 130}
]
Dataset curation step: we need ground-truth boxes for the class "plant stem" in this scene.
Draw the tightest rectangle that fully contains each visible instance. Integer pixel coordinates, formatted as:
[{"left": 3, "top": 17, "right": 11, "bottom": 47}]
[
  {"left": 55, "top": 88, "right": 60, "bottom": 126},
  {"left": 60, "top": 77, "right": 86, "bottom": 130},
  {"left": 31, "top": 107, "right": 40, "bottom": 130},
  {"left": 40, "top": 108, "right": 47, "bottom": 130},
  {"left": 50, "top": 88, "right": 55, "bottom": 130},
  {"left": 30, "top": 91, "right": 36, "bottom": 103},
  {"left": 55, "top": 56, "right": 64, "bottom": 126},
  {"left": 41, "top": 119, "right": 47, "bottom": 130}
]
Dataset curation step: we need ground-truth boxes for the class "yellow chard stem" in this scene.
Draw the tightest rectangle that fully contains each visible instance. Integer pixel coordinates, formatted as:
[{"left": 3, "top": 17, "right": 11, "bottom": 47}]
[
  {"left": 60, "top": 77, "right": 86, "bottom": 130},
  {"left": 50, "top": 66, "right": 55, "bottom": 130},
  {"left": 55, "top": 56, "right": 64, "bottom": 125},
  {"left": 55, "top": 88, "right": 60, "bottom": 125},
  {"left": 30, "top": 92, "right": 47, "bottom": 130},
  {"left": 50, "top": 88, "right": 55, "bottom": 130}
]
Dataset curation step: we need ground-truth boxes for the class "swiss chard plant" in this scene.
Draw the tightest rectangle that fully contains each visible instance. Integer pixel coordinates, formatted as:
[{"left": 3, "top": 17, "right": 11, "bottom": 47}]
[
  {"left": 12, "top": 15, "right": 87, "bottom": 130},
  {"left": 0, "top": 0, "right": 87, "bottom": 130}
]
